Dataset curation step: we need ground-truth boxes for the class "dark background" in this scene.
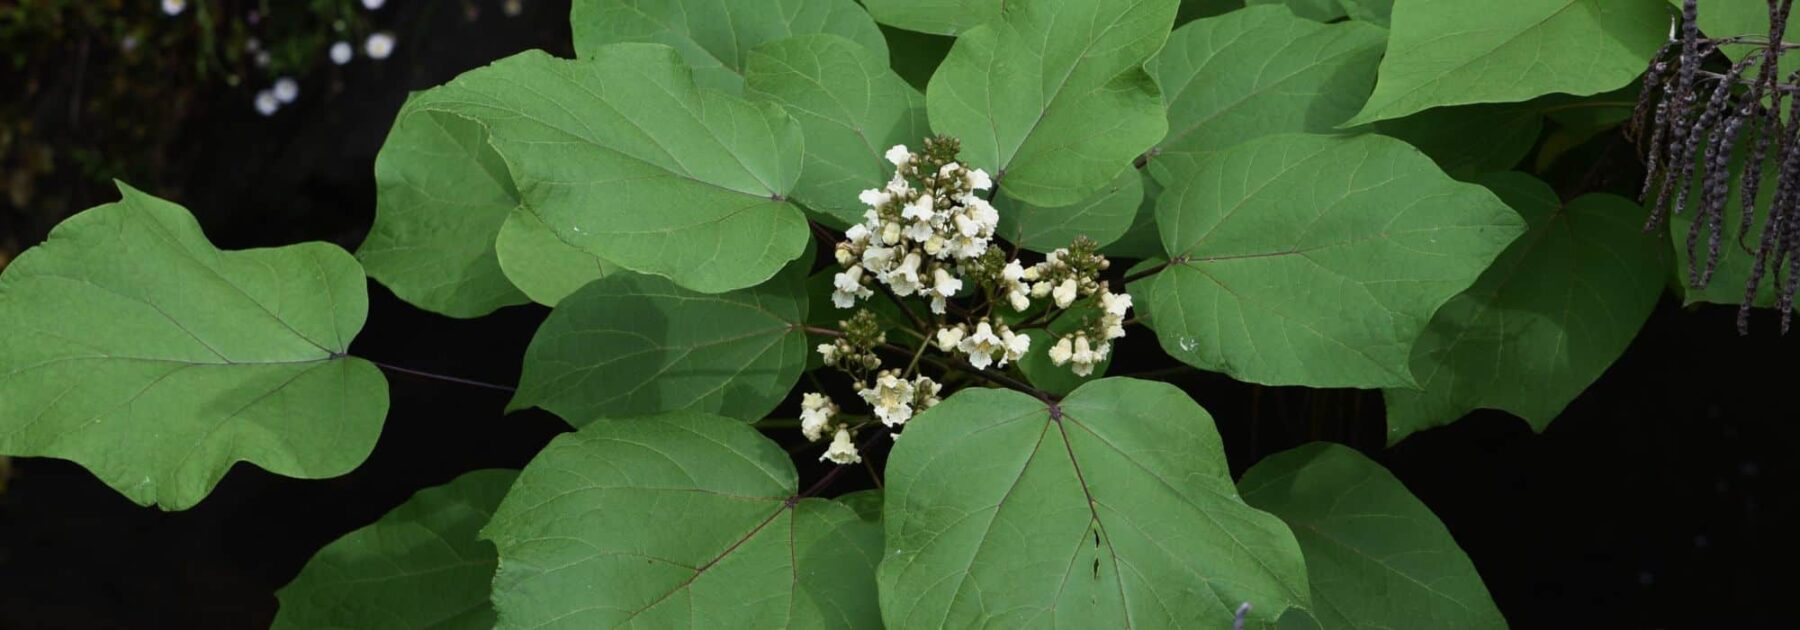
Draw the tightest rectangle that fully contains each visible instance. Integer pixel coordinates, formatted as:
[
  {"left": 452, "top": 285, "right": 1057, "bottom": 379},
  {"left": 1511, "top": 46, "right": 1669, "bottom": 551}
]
[{"left": 0, "top": 1, "right": 1793, "bottom": 628}]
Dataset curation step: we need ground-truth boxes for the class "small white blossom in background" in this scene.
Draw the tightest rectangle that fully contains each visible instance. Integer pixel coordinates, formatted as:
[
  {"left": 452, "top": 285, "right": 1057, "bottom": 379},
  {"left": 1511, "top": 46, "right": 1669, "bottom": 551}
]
[
  {"left": 956, "top": 320, "right": 1027, "bottom": 370},
  {"left": 362, "top": 0, "right": 387, "bottom": 9},
  {"left": 253, "top": 90, "right": 280, "bottom": 117},
  {"left": 800, "top": 393, "right": 836, "bottom": 442},
  {"left": 365, "top": 32, "right": 397, "bottom": 60},
  {"left": 162, "top": 0, "right": 186, "bottom": 16},
  {"left": 821, "top": 427, "right": 862, "bottom": 464},
  {"left": 503, "top": 0, "right": 525, "bottom": 17},
  {"left": 254, "top": 51, "right": 272, "bottom": 68},
  {"left": 272, "top": 78, "right": 300, "bottom": 104},
  {"left": 330, "top": 41, "right": 354, "bottom": 65}
]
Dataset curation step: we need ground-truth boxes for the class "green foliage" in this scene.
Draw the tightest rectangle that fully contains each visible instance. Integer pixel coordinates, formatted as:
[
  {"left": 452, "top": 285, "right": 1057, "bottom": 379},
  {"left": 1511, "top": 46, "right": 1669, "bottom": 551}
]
[
  {"left": 6, "top": 0, "right": 1753, "bottom": 623},
  {"left": 927, "top": 0, "right": 1178, "bottom": 206},
  {"left": 1346, "top": 0, "right": 1666, "bottom": 125},
  {"left": 745, "top": 34, "right": 931, "bottom": 228},
  {"left": 880, "top": 379, "right": 1310, "bottom": 628},
  {"left": 359, "top": 106, "right": 530, "bottom": 318},
  {"left": 997, "top": 168, "right": 1144, "bottom": 254},
  {"left": 482, "top": 411, "right": 882, "bottom": 629},
  {"left": 1136, "top": 133, "right": 1525, "bottom": 388},
  {"left": 406, "top": 45, "right": 811, "bottom": 294},
  {"left": 571, "top": 0, "right": 888, "bottom": 93},
  {"left": 0, "top": 183, "right": 387, "bottom": 509},
  {"left": 1149, "top": 5, "right": 1386, "bottom": 177},
  {"left": 1241, "top": 443, "right": 1506, "bottom": 629},
  {"left": 511, "top": 260, "right": 810, "bottom": 426},
  {"left": 274, "top": 469, "right": 518, "bottom": 629},
  {"left": 1385, "top": 173, "right": 1666, "bottom": 441}
]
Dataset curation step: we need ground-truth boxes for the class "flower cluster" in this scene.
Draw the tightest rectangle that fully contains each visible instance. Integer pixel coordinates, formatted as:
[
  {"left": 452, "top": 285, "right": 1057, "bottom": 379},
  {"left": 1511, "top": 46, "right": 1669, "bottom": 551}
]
[
  {"left": 832, "top": 137, "right": 1000, "bottom": 315},
  {"left": 804, "top": 136, "right": 1133, "bottom": 465}
]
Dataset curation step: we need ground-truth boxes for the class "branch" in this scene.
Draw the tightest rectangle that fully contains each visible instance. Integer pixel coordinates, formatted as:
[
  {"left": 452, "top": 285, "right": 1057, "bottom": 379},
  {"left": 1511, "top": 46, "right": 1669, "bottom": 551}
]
[{"left": 369, "top": 360, "right": 517, "bottom": 393}]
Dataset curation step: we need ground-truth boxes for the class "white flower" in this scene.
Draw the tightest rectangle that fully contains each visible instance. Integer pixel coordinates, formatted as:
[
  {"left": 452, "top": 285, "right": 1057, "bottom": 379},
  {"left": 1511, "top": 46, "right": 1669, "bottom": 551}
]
[
  {"left": 966, "top": 168, "right": 993, "bottom": 191},
  {"left": 881, "top": 220, "right": 903, "bottom": 245},
  {"left": 817, "top": 343, "right": 841, "bottom": 366},
  {"left": 860, "top": 371, "right": 916, "bottom": 427},
  {"left": 998, "top": 327, "right": 1029, "bottom": 365},
  {"left": 1069, "top": 334, "right": 1099, "bottom": 377},
  {"left": 887, "top": 253, "right": 923, "bottom": 295},
  {"left": 1048, "top": 336, "right": 1074, "bottom": 366},
  {"left": 930, "top": 294, "right": 948, "bottom": 315},
  {"left": 162, "top": 0, "right": 186, "bottom": 16},
  {"left": 1031, "top": 281, "right": 1052, "bottom": 298},
  {"left": 904, "top": 220, "right": 935, "bottom": 243},
  {"left": 329, "top": 41, "right": 354, "bottom": 65},
  {"left": 832, "top": 265, "right": 872, "bottom": 308},
  {"left": 1052, "top": 278, "right": 1079, "bottom": 308},
  {"left": 1101, "top": 291, "right": 1132, "bottom": 317},
  {"left": 272, "top": 77, "right": 299, "bottom": 103},
  {"left": 503, "top": 0, "right": 524, "bottom": 16},
  {"left": 254, "top": 51, "right": 272, "bottom": 68},
  {"left": 821, "top": 427, "right": 861, "bottom": 464},
  {"left": 845, "top": 223, "right": 872, "bottom": 245},
  {"left": 365, "top": 32, "right": 396, "bottom": 60},
  {"left": 935, "top": 325, "right": 966, "bottom": 352},
  {"left": 952, "top": 212, "right": 981, "bottom": 238},
  {"left": 931, "top": 268, "right": 962, "bottom": 298},
  {"left": 254, "top": 90, "right": 280, "bottom": 117},
  {"left": 966, "top": 197, "right": 999, "bottom": 231},
  {"left": 902, "top": 194, "right": 935, "bottom": 222},
  {"left": 861, "top": 245, "right": 896, "bottom": 274},
  {"left": 885, "top": 144, "right": 912, "bottom": 166},
  {"left": 362, "top": 0, "right": 386, "bottom": 9},
  {"left": 958, "top": 321, "right": 1004, "bottom": 370},
  {"left": 1008, "top": 291, "right": 1031, "bottom": 312},
  {"left": 800, "top": 393, "right": 835, "bottom": 442},
  {"left": 860, "top": 188, "right": 891, "bottom": 208}
]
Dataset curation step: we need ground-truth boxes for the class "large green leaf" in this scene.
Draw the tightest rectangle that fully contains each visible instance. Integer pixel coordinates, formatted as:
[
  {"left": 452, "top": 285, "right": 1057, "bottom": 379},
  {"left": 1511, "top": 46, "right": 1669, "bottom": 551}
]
[
  {"left": 997, "top": 167, "right": 1144, "bottom": 253},
  {"left": 879, "top": 378, "right": 1310, "bottom": 628},
  {"left": 510, "top": 261, "right": 809, "bottom": 426},
  {"left": 1370, "top": 103, "right": 1544, "bottom": 180},
  {"left": 1149, "top": 5, "right": 1386, "bottom": 177},
  {"left": 1344, "top": 0, "right": 1666, "bottom": 126},
  {"left": 492, "top": 206, "right": 611, "bottom": 307},
  {"left": 927, "top": 0, "right": 1178, "bottom": 207},
  {"left": 357, "top": 106, "right": 529, "bottom": 319},
  {"left": 570, "top": 0, "right": 888, "bottom": 93},
  {"left": 1240, "top": 443, "right": 1506, "bottom": 629},
  {"left": 1101, "top": 172, "right": 1168, "bottom": 260},
  {"left": 483, "top": 411, "right": 882, "bottom": 629},
  {"left": 0, "top": 183, "right": 388, "bottom": 510},
  {"left": 408, "top": 45, "right": 810, "bottom": 294},
  {"left": 863, "top": 0, "right": 1002, "bottom": 36},
  {"left": 274, "top": 469, "right": 518, "bottom": 629},
  {"left": 1134, "top": 133, "right": 1524, "bottom": 388},
  {"left": 1385, "top": 173, "right": 1665, "bottom": 442},
  {"left": 1247, "top": 0, "right": 1347, "bottom": 22},
  {"left": 1336, "top": 0, "right": 1392, "bottom": 26},
  {"left": 745, "top": 34, "right": 931, "bottom": 228}
]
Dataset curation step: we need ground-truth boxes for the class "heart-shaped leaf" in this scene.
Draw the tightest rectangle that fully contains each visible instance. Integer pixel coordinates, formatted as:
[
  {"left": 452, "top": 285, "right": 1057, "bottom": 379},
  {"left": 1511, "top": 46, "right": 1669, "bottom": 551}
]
[
  {"left": 0, "top": 183, "right": 388, "bottom": 509},
  {"left": 745, "top": 34, "right": 931, "bottom": 228},
  {"left": 879, "top": 378, "right": 1310, "bottom": 628},
  {"left": 1384, "top": 173, "right": 1666, "bottom": 442},
  {"left": 274, "top": 469, "right": 518, "bottom": 629},
  {"left": 408, "top": 45, "right": 810, "bottom": 294},
  {"left": 1134, "top": 133, "right": 1524, "bottom": 388},
  {"left": 511, "top": 261, "right": 809, "bottom": 426},
  {"left": 1149, "top": 5, "right": 1386, "bottom": 178},
  {"left": 1345, "top": 0, "right": 1665, "bottom": 125},
  {"left": 927, "top": 0, "right": 1178, "bottom": 207},
  {"left": 483, "top": 411, "right": 882, "bottom": 629},
  {"left": 358, "top": 106, "right": 530, "bottom": 318},
  {"left": 1241, "top": 443, "right": 1506, "bottom": 629}
]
